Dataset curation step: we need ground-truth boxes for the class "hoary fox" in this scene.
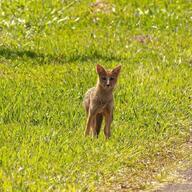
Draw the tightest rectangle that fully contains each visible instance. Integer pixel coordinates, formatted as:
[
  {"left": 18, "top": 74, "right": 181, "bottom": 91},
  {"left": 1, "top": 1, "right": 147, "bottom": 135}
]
[{"left": 83, "top": 64, "right": 121, "bottom": 139}]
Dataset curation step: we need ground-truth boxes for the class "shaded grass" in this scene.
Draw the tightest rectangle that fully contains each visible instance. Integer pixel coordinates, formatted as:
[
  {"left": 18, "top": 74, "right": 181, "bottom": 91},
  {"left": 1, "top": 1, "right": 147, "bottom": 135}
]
[{"left": 0, "top": 46, "right": 125, "bottom": 65}]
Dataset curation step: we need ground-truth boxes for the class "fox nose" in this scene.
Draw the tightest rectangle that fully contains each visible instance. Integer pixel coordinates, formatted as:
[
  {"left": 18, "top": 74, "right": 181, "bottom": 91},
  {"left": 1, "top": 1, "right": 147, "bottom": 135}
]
[{"left": 106, "top": 78, "right": 110, "bottom": 86}]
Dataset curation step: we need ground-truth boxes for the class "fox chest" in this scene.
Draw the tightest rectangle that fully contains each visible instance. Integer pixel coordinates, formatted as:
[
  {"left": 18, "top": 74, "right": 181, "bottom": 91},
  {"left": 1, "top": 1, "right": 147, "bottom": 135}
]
[{"left": 91, "top": 97, "right": 113, "bottom": 113}]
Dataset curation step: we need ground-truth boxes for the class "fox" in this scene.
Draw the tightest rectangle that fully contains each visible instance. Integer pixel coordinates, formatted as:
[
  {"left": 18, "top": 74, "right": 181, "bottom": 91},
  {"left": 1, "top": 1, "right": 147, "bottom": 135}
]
[{"left": 83, "top": 64, "right": 121, "bottom": 139}]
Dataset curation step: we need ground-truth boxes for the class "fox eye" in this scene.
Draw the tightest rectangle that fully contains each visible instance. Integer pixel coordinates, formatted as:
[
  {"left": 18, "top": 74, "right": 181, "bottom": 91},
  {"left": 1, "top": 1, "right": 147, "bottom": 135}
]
[
  {"left": 110, "top": 77, "right": 114, "bottom": 81},
  {"left": 102, "top": 77, "right": 107, "bottom": 80}
]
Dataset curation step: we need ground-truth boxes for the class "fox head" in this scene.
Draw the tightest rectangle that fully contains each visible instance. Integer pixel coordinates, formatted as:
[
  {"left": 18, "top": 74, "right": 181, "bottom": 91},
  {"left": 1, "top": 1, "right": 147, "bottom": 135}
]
[{"left": 96, "top": 64, "right": 121, "bottom": 90}]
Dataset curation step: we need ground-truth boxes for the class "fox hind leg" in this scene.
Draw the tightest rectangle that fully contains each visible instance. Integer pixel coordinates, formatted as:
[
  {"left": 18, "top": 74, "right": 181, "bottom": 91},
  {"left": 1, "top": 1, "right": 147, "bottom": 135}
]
[{"left": 95, "top": 113, "right": 103, "bottom": 137}]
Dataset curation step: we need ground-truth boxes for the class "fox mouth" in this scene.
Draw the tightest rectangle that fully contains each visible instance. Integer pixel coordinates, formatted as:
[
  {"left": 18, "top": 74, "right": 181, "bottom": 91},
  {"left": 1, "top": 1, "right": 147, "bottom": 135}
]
[
  {"left": 105, "top": 85, "right": 112, "bottom": 89},
  {"left": 99, "top": 83, "right": 112, "bottom": 89}
]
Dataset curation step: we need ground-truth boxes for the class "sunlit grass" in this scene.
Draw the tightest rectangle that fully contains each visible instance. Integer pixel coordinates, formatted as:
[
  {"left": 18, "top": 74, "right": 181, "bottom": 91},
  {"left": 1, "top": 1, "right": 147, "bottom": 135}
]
[{"left": 0, "top": 0, "right": 191, "bottom": 191}]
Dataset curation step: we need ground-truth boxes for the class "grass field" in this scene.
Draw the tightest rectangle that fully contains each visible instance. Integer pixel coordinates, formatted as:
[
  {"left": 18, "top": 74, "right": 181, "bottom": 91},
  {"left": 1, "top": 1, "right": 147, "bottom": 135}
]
[{"left": 0, "top": 0, "right": 192, "bottom": 191}]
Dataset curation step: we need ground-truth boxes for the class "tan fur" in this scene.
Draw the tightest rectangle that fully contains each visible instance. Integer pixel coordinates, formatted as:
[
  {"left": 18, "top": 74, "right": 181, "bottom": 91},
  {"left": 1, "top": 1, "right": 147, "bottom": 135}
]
[{"left": 83, "top": 64, "right": 121, "bottom": 139}]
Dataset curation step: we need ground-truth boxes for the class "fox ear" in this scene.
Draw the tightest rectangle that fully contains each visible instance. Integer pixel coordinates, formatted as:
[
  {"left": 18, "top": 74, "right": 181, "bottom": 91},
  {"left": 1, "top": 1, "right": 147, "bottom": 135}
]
[
  {"left": 96, "top": 64, "right": 106, "bottom": 74},
  {"left": 112, "top": 65, "right": 121, "bottom": 76}
]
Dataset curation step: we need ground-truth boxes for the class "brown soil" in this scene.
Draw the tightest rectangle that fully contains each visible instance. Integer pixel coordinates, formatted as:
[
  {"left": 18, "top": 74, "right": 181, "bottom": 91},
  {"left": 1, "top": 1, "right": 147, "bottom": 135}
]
[
  {"left": 154, "top": 137, "right": 192, "bottom": 192},
  {"left": 90, "top": 0, "right": 115, "bottom": 14},
  {"left": 154, "top": 168, "right": 192, "bottom": 192}
]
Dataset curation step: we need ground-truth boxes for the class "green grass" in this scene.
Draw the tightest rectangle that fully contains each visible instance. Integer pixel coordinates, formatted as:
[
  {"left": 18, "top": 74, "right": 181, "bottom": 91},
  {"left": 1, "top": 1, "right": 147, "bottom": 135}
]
[{"left": 0, "top": 0, "right": 192, "bottom": 191}]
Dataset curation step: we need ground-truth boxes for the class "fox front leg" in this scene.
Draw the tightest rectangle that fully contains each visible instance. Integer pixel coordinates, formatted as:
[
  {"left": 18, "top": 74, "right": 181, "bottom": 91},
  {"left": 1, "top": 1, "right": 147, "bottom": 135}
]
[
  {"left": 85, "top": 108, "right": 97, "bottom": 137},
  {"left": 85, "top": 114, "right": 93, "bottom": 136},
  {"left": 104, "top": 109, "right": 113, "bottom": 139}
]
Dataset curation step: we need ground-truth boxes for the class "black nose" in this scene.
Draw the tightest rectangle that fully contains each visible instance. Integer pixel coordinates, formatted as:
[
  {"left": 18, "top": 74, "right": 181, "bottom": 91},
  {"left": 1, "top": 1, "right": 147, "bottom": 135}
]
[{"left": 107, "top": 84, "right": 110, "bottom": 87}]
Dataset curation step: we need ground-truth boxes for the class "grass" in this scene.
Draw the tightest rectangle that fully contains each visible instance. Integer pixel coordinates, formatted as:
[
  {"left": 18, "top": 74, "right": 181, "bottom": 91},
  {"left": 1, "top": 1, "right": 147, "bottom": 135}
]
[{"left": 0, "top": 0, "right": 192, "bottom": 191}]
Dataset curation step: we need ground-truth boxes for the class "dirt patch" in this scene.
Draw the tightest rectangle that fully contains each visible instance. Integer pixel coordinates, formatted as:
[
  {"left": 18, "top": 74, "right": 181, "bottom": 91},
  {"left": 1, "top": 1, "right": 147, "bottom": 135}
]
[
  {"left": 182, "top": 168, "right": 192, "bottom": 182},
  {"left": 154, "top": 168, "right": 192, "bottom": 192},
  {"left": 155, "top": 183, "right": 192, "bottom": 192},
  {"left": 153, "top": 134, "right": 192, "bottom": 192},
  {"left": 90, "top": 0, "right": 115, "bottom": 14},
  {"left": 133, "top": 34, "right": 153, "bottom": 44}
]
